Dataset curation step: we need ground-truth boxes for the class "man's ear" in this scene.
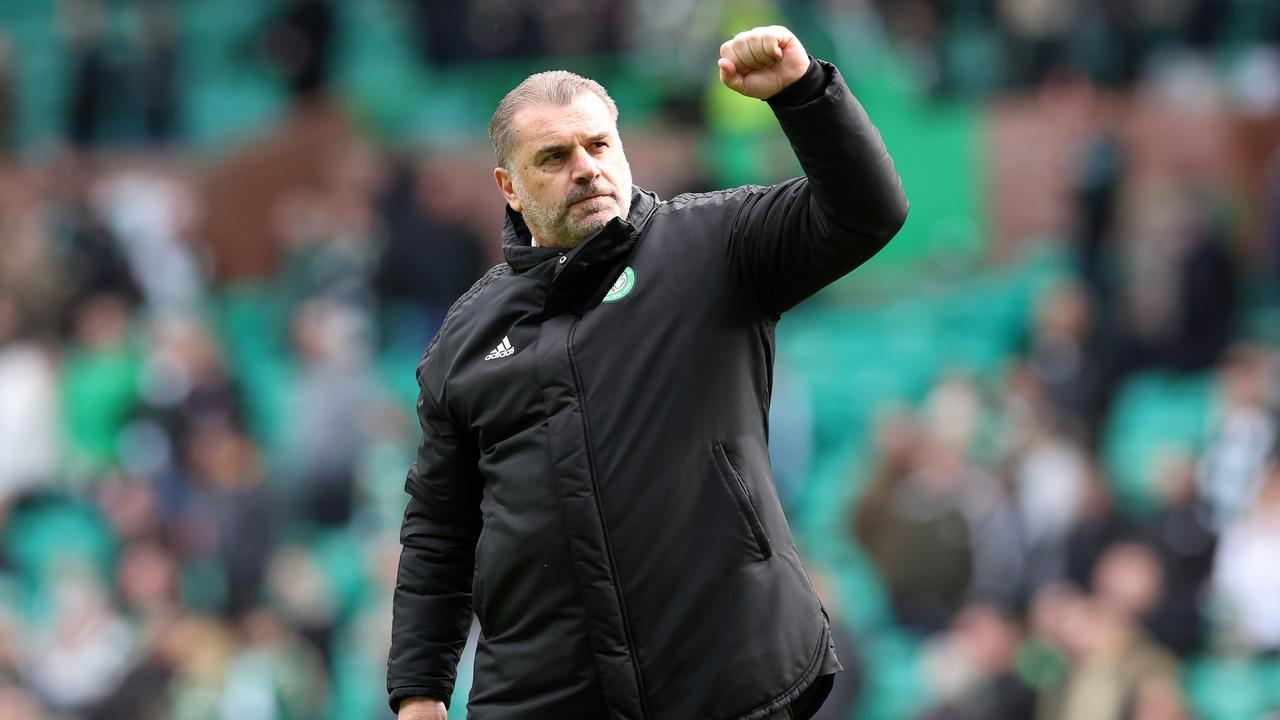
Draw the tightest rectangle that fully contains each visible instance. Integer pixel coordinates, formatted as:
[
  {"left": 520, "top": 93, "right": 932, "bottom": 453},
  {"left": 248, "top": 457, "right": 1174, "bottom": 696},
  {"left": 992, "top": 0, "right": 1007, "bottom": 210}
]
[{"left": 494, "top": 167, "right": 521, "bottom": 212}]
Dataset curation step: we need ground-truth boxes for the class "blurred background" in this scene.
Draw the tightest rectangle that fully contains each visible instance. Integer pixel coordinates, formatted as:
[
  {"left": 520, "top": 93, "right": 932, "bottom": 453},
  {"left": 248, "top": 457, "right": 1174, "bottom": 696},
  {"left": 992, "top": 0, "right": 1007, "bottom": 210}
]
[{"left": 0, "top": 0, "right": 1279, "bottom": 718}]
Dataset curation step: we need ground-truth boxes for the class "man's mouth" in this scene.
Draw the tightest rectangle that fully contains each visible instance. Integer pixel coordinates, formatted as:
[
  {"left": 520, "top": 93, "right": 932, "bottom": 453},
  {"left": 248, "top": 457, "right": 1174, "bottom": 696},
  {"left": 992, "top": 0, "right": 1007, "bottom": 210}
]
[{"left": 571, "top": 193, "right": 613, "bottom": 206}]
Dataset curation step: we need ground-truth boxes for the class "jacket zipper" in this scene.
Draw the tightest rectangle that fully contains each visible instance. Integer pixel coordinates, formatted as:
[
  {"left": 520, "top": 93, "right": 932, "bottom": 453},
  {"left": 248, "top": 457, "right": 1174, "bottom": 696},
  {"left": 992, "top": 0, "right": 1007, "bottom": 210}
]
[{"left": 567, "top": 320, "right": 652, "bottom": 719}]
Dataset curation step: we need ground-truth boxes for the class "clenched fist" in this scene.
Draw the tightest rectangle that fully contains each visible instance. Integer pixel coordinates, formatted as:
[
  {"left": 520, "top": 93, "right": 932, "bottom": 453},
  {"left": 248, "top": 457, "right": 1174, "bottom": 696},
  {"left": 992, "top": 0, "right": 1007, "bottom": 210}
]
[{"left": 717, "top": 26, "right": 811, "bottom": 100}]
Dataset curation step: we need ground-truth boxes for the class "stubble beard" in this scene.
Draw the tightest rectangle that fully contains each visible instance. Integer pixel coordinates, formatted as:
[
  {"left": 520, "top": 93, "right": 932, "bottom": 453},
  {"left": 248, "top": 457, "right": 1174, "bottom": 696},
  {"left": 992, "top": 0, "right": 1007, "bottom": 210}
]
[{"left": 514, "top": 167, "right": 633, "bottom": 250}]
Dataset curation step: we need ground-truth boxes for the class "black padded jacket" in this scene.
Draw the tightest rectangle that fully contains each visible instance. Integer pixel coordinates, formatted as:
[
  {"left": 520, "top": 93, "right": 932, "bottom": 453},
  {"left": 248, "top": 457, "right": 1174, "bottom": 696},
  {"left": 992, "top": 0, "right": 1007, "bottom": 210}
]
[{"left": 388, "top": 58, "right": 908, "bottom": 720}]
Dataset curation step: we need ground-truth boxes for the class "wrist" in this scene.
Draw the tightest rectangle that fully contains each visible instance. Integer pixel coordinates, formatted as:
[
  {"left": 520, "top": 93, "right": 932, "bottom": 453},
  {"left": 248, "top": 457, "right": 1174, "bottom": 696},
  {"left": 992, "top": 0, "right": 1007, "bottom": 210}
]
[{"left": 398, "top": 696, "right": 447, "bottom": 719}]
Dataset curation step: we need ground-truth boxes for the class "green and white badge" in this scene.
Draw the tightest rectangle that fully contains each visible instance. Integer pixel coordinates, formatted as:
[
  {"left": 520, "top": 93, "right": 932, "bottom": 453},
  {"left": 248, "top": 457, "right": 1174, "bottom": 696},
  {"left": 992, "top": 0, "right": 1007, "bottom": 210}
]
[{"left": 603, "top": 266, "right": 636, "bottom": 303}]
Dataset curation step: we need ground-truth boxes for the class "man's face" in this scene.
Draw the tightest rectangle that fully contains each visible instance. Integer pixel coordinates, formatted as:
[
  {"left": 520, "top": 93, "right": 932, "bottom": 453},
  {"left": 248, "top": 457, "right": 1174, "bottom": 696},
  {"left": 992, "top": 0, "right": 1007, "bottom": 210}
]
[{"left": 495, "top": 93, "right": 632, "bottom": 249}]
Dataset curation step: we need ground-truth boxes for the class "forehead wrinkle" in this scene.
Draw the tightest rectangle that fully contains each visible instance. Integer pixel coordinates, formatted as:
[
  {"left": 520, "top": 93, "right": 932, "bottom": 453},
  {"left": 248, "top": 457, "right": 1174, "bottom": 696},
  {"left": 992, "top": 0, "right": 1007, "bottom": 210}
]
[{"left": 512, "top": 97, "right": 617, "bottom": 161}]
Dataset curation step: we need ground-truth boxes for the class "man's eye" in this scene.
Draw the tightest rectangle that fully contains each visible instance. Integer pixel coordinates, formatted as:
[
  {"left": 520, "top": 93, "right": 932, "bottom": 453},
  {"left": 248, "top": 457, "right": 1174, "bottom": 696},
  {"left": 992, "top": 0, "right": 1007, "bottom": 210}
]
[
  {"left": 592, "top": 141, "right": 608, "bottom": 150},
  {"left": 543, "top": 152, "right": 563, "bottom": 163}
]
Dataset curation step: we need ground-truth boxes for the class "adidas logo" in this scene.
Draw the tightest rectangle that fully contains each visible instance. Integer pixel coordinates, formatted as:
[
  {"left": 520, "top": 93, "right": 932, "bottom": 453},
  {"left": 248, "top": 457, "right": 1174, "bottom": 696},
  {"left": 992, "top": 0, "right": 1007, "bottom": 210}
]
[{"left": 484, "top": 336, "right": 515, "bottom": 361}]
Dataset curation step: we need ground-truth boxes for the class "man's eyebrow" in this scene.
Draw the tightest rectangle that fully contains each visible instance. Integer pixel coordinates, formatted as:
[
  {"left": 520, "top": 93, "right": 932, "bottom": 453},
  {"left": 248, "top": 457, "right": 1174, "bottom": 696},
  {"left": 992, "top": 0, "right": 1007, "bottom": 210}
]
[
  {"left": 534, "top": 133, "right": 612, "bottom": 159},
  {"left": 534, "top": 142, "right": 569, "bottom": 158}
]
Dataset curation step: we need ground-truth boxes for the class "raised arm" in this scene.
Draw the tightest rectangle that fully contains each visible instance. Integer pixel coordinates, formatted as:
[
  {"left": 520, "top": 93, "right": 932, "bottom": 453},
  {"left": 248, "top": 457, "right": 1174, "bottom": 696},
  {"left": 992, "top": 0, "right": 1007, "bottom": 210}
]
[
  {"left": 388, "top": 355, "right": 482, "bottom": 718},
  {"left": 718, "top": 26, "right": 909, "bottom": 317}
]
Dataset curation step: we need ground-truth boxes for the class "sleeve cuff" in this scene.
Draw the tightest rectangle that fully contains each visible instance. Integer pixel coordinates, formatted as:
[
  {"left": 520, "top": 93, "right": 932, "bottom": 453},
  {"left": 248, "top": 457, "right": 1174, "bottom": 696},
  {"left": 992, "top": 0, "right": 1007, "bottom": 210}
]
[
  {"left": 389, "top": 686, "right": 453, "bottom": 714},
  {"left": 766, "top": 56, "right": 826, "bottom": 108}
]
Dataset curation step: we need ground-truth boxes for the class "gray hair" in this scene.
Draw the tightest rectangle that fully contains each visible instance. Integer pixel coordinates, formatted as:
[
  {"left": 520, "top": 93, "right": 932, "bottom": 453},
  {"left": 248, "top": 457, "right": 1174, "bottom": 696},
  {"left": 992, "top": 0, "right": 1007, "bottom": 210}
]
[{"left": 488, "top": 71, "right": 618, "bottom": 169}]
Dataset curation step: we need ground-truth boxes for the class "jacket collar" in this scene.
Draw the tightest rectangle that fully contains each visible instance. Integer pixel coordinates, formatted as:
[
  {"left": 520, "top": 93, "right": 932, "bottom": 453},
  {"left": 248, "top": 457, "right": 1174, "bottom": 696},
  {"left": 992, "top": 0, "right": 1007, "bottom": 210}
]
[
  {"left": 500, "top": 187, "right": 659, "bottom": 273},
  {"left": 499, "top": 187, "right": 658, "bottom": 316}
]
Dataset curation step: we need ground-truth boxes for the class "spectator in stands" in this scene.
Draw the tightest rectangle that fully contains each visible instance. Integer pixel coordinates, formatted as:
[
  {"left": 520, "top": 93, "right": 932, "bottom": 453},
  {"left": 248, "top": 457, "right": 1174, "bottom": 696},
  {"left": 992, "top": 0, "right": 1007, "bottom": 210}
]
[
  {"left": 1197, "top": 344, "right": 1277, "bottom": 530},
  {"left": 184, "top": 423, "right": 272, "bottom": 617},
  {"left": 115, "top": 537, "right": 180, "bottom": 621},
  {"left": 919, "top": 604, "right": 1036, "bottom": 720},
  {"left": 0, "top": 167, "right": 68, "bottom": 337},
  {"left": 860, "top": 425, "right": 988, "bottom": 627},
  {"left": 0, "top": 295, "right": 59, "bottom": 504},
  {"left": 132, "top": 316, "right": 245, "bottom": 517},
  {"left": 1167, "top": 189, "right": 1238, "bottom": 371},
  {"left": 266, "top": 542, "right": 343, "bottom": 666},
  {"left": 261, "top": 0, "right": 335, "bottom": 99},
  {"left": 286, "top": 299, "right": 379, "bottom": 526},
  {"left": 1019, "top": 582, "right": 1077, "bottom": 710},
  {"left": 152, "top": 616, "right": 238, "bottom": 717},
  {"left": 60, "top": 291, "right": 143, "bottom": 471},
  {"left": 275, "top": 141, "right": 383, "bottom": 313},
  {"left": 229, "top": 608, "right": 331, "bottom": 717},
  {"left": 61, "top": 0, "right": 112, "bottom": 148},
  {"left": 1142, "top": 452, "right": 1215, "bottom": 656},
  {"left": 924, "top": 374, "right": 1027, "bottom": 610},
  {"left": 373, "top": 158, "right": 486, "bottom": 350},
  {"left": 89, "top": 538, "right": 180, "bottom": 719},
  {"left": 1000, "top": 372, "right": 1090, "bottom": 592},
  {"left": 1091, "top": 541, "right": 1164, "bottom": 628},
  {"left": 1062, "top": 463, "right": 1135, "bottom": 589},
  {"left": 1070, "top": 119, "right": 1125, "bottom": 311},
  {"left": 1211, "top": 440, "right": 1280, "bottom": 653},
  {"left": 98, "top": 474, "right": 163, "bottom": 547},
  {"left": 91, "top": 165, "right": 204, "bottom": 311},
  {"left": 1114, "top": 184, "right": 1237, "bottom": 379},
  {"left": 855, "top": 375, "right": 1028, "bottom": 630},
  {"left": 55, "top": 163, "right": 144, "bottom": 325},
  {"left": 1044, "top": 590, "right": 1182, "bottom": 720},
  {"left": 20, "top": 569, "right": 137, "bottom": 714},
  {"left": 1023, "top": 281, "right": 1106, "bottom": 444},
  {"left": 134, "top": 0, "right": 179, "bottom": 144},
  {"left": 854, "top": 423, "right": 976, "bottom": 633}
]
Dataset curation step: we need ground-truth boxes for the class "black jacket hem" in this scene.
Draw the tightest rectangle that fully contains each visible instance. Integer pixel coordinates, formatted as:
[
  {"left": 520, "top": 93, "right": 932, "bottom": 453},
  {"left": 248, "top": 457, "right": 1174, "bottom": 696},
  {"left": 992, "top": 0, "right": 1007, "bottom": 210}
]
[{"left": 729, "top": 618, "right": 834, "bottom": 720}]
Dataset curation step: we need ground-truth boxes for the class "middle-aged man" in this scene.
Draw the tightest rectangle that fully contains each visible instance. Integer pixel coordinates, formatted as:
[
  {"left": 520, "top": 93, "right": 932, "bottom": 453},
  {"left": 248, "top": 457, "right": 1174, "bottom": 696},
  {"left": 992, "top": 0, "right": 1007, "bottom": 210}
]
[{"left": 389, "top": 24, "right": 908, "bottom": 720}]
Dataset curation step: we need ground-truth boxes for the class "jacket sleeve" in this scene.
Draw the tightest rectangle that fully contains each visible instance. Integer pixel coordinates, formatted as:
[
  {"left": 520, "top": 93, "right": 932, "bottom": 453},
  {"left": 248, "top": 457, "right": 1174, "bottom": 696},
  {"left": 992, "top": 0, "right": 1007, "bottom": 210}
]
[
  {"left": 725, "top": 58, "right": 909, "bottom": 318},
  {"left": 387, "top": 356, "right": 483, "bottom": 713}
]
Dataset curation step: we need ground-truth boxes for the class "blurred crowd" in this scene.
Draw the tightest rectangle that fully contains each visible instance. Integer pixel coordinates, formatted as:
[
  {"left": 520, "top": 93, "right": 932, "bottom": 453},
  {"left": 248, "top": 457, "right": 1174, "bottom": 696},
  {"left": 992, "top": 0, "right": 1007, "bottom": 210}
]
[
  {"left": 875, "top": 0, "right": 1280, "bottom": 97},
  {"left": 843, "top": 342, "right": 1277, "bottom": 719},
  {"left": 0, "top": 0, "right": 1278, "bottom": 719}
]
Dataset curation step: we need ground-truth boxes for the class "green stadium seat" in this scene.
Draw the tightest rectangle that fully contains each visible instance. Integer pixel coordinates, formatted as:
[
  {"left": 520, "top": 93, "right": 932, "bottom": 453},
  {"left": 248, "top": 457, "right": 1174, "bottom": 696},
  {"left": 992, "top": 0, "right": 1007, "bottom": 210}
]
[
  {"left": 1185, "top": 655, "right": 1273, "bottom": 720},
  {"left": 1102, "top": 372, "right": 1213, "bottom": 514}
]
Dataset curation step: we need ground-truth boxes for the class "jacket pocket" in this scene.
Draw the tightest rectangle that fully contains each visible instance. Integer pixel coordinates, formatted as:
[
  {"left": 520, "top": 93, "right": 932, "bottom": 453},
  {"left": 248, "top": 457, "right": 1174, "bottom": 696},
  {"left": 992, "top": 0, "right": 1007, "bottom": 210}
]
[
  {"left": 712, "top": 442, "right": 774, "bottom": 560},
  {"left": 472, "top": 522, "right": 490, "bottom": 625}
]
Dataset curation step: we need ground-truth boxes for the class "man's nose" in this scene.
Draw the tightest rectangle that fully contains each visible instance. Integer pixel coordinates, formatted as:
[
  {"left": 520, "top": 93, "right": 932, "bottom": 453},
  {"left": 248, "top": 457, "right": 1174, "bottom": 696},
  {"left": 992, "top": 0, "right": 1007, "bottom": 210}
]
[{"left": 569, "top": 146, "right": 600, "bottom": 184}]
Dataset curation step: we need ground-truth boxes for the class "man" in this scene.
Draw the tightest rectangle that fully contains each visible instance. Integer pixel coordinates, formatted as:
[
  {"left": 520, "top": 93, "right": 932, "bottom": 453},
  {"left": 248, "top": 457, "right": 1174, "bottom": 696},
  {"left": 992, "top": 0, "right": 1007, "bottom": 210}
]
[{"left": 389, "top": 25, "right": 908, "bottom": 720}]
